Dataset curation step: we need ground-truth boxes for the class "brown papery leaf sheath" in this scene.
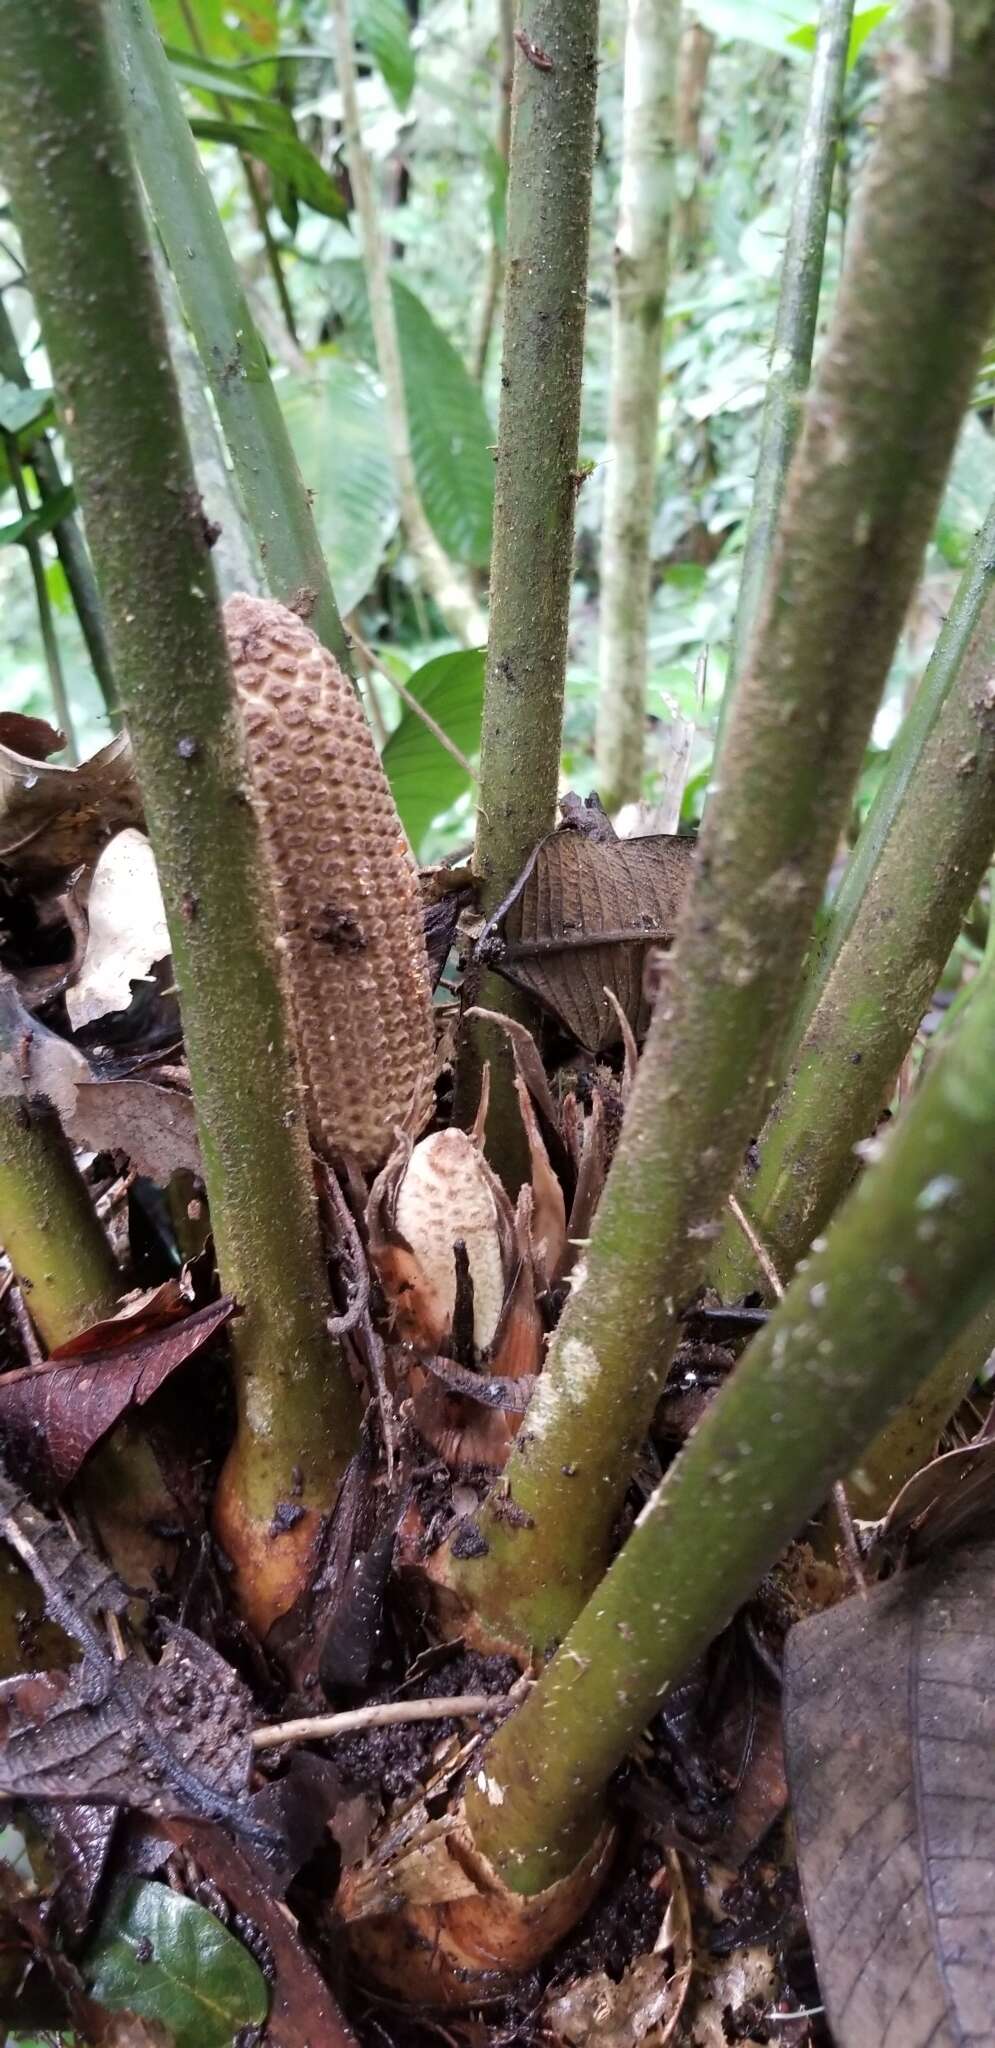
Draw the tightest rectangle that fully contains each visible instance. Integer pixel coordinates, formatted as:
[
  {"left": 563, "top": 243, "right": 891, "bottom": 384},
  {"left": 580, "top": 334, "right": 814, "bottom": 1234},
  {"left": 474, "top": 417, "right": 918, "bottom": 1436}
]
[{"left": 225, "top": 594, "right": 436, "bottom": 1172}]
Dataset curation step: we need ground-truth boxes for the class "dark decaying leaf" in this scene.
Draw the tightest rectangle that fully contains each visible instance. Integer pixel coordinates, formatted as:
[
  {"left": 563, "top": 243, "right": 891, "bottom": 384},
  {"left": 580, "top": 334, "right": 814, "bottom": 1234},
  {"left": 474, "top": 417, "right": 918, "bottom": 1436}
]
[
  {"left": 0, "top": 1467, "right": 130, "bottom": 1634},
  {"left": 784, "top": 1536, "right": 995, "bottom": 2048},
  {"left": 165, "top": 1817, "right": 359, "bottom": 2048},
  {"left": 26, "top": 1799, "right": 119, "bottom": 1941},
  {"left": 0, "top": 1627, "right": 275, "bottom": 1851},
  {"left": 268, "top": 1422, "right": 401, "bottom": 1697},
  {"left": 49, "top": 1278, "right": 192, "bottom": 1356},
  {"left": 83, "top": 1878, "right": 269, "bottom": 2048},
  {"left": 0, "top": 710, "right": 65, "bottom": 759},
  {"left": 0, "top": 1298, "right": 235, "bottom": 1494},
  {"left": 489, "top": 826, "right": 696, "bottom": 1050},
  {"left": 0, "top": 731, "right": 141, "bottom": 889}
]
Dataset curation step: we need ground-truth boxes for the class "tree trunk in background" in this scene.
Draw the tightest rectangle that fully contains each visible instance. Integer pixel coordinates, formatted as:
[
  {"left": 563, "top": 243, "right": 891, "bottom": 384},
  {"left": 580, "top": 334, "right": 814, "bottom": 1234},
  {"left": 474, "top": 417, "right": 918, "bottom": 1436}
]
[
  {"left": 472, "top": 0, "right": 515, "bottom": 381},
  {"left": 594, "top": 0, "right": 681, "bottom": 813},
  {"left": 331, "top": 0, "right": 485, "bottom": 647},
  {"left": 673, "top": 21, "right": 714, "bottom": 270}
]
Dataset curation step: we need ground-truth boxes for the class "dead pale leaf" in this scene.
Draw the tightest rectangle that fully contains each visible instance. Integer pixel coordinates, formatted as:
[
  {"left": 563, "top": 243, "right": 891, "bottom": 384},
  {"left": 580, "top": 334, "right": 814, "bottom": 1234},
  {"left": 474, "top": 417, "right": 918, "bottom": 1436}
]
[
  {"left": 68, "top": 1077, "right": 201, "bottom": 1182},
  {"left": 784, "top": 1535, "right": 995, "bottom": 2048},
  {"left": 544, "top": 1850, "right": 692, "bottom": 2047},
  {"left": 488, "top": 828, "right": 695, "bottom": 1050},
  {"left": 0, "top": 731, "right": 141, "bottom": 889},
  {"left": 66, "top": 830, "right": 169, "bottom": 1030},
  {"left": 0, "top": 1297, "right": 236, "bottom": 1492}
]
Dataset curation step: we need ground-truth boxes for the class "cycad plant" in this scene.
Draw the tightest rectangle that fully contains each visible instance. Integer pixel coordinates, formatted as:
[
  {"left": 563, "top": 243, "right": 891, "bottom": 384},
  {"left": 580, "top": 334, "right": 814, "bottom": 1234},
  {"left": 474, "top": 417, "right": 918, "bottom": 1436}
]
[{"left": 2, "top": 0, "right": 995, "bottom": 2037}]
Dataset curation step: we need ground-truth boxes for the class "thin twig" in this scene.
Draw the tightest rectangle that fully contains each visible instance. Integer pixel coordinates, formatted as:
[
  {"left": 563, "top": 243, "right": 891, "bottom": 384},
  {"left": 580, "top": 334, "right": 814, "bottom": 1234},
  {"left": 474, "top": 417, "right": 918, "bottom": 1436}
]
[
  {"left": 252, "top": 1690, "right": 518, "bottom": 1751},
  {"left": 727, "top": 1193, "right": 784, "bottom": 1300},
  {"left": 9, "top": 1284, "right": 43, "bottom": 1368},
  {"left": 350, "top": 628, "right": 478, "bottom": 783}
]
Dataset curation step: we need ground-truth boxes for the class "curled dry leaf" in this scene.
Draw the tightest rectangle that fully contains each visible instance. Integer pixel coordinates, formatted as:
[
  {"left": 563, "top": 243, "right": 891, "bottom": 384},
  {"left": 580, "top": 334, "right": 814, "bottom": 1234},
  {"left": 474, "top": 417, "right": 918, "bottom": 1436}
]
[
  {"left": 873, "top": 1434, "right": 995, "bottom": 1564},
  {"left": 784, "top": 1535, "right": 995, "bottom": 2048},
  {"left": 484, "top": 823, "right": 695, "bottom": 1051},
  {"left": 66, "top": 829, "right": 169, "bottom": 1031},
  {"left": 225, "top": 593, "right": 436, "bottom": 1171},
  {"left": 0, "top": 1296, "right": 236, "bottom": 1492},
  {"left": 544, "top": 1849, "right": 692, "bottom": 2048},
  {"left": 0, "top": 730, "right": 140, "bottom": 890}
]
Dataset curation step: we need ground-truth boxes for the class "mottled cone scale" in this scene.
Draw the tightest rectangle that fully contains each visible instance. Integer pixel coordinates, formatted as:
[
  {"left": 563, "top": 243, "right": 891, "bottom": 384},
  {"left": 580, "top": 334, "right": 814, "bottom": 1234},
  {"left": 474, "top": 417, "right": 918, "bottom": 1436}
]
[{"left": 225, "top": 594, "right": 435, "bottom": 1170}]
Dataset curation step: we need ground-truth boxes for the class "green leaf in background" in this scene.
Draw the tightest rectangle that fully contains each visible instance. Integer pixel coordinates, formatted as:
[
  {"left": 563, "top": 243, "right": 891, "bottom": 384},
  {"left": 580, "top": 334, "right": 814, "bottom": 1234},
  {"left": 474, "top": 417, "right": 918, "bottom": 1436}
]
[
  {"left": 190, "top": 118, "right": 348, "bottom": 219},
  {"left": 280, "top": 352, "right": 398, "bottom": 616},
  {"left": 0, "top": 381, "right": 55, "bottom": 437},
  {"left": 325, "top": 259, "right": 494, "bottom": 567},
  {"left": 153, "top": 0, "right": 277, "bottom": 61},
  {"left": 788, "top": 2, "right": 892, "bottom": 67},
  {"left": 84, "top": 1880, "right": 268, "bottom": 2048},
  {"left": 0, "top": 483, "right": 76, "bottom": 549},
  {"left": 382, "top": 647, "right": 484, "bottom": 854},
  {"left": 689, "top": 0, "right": 810, "bottom": 56},
  {"left": 935, "top": 414, "right": 995, "bottom": 569},
  {"left": 165, "top": 43, "right": 295, "bottom": 123},
  {"left": 354, "top": 0, "right": 415, "bottom": 110}
]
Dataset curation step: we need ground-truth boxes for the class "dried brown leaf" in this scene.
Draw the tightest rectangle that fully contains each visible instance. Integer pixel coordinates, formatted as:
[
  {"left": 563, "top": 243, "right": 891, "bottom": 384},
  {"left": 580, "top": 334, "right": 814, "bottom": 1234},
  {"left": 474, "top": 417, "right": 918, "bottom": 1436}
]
[
  {"left": 0, "top": 1297, "right": 235, "bottom": 1491},
  {"left": 0, "top": 732, "right": 140, "bottom": 889},
  {"left": 784, "top": 1536, "right": 995, "bottom": 2047},
  {"left": 491, "top": 829, "right": 695, "bottom": 1050},
  {"left": 68, "top": 1076, "right": 201, "bottom": 1182},
  {"left": 0, "top": 710, "right": 65, "bottom": 759}
]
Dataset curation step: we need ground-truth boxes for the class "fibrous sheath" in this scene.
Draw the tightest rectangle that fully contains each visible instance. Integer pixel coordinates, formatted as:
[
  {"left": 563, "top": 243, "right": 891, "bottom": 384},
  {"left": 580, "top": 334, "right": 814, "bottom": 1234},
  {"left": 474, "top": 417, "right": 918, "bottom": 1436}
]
[{"left": 225, "top": 594, "right": 436, "bottom": 1171}]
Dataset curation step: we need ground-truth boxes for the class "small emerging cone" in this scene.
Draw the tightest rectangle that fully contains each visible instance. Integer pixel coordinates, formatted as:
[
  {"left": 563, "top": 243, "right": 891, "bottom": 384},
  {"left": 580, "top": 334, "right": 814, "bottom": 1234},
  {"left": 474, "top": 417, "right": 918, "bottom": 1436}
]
[
  {"left": 368, "top": 1124, "right": 543, "bottom": 1469},
  {"left": 226, "top": 593, "right": 436, "bottom": 1172}
]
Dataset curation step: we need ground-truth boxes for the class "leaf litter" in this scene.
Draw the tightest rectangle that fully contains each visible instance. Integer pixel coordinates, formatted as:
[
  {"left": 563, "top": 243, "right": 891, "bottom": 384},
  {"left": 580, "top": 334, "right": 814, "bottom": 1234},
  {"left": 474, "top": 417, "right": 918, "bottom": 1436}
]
[{"left": 1, "top": 768, "right": 991, "bottom": 2048}]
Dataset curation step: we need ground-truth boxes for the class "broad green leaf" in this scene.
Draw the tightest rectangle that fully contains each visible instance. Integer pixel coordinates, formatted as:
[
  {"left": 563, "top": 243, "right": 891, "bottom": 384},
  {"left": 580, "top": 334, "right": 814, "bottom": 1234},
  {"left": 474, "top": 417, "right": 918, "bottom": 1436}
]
[
  {"left": 788, "top": 3, "right": 892, "bottom": 66},
  {"left": 0, "top": 484, "right": 76, "bottom": 549},
  {"left": 382, "top": 647, "right": 485, "bottom": 854},
  {"left": 165, "top": 43, "right": 295, "bottom": 124},
  {"left": 280, "top": 352, "right": 398, "bottom": 615},
  {"left": 354, "top": 0, "right": 415, "bottom": 110},
  {"left": 190, "top": 119, "right": 348, "bottom": 218},
  {"left": 0, "top": 382, "right": 54, "bottom": 437},
  {"left": 325, "top": 259, "right": 494, "bottom": 567},
  {"left": 84, "top": 1881, "right": 268, "bottom": 2048},
  {"left": 153, "top": 0, "right": 278, "bottom": 63}
]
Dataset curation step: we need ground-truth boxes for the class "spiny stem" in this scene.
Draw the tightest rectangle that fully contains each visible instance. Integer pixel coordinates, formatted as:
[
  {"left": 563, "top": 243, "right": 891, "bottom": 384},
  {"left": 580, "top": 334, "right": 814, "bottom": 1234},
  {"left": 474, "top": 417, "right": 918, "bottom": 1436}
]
[
  {"left": 467, "top": 948, "right": 995, "bottom": 1892},
  {"left": 714, "top": 486, "right": 995, "bottom": 1296},
  {"left": 446, "top": 0, "right": 995, "bottom": 1655},
  {"left": 0, "top": 1095, "right": 119, "bottom": 1350},
  {"left": 0, "top": 0, "right": 360, "bottom": 1631},
  {"left": 460, "top": 0, "right": 600, "bottom": 1185}
]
